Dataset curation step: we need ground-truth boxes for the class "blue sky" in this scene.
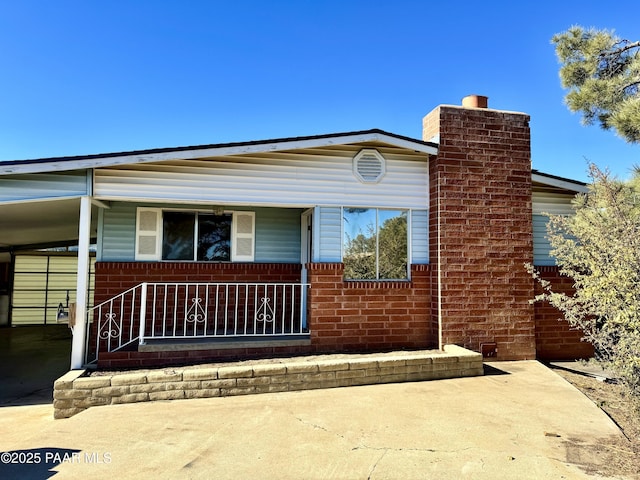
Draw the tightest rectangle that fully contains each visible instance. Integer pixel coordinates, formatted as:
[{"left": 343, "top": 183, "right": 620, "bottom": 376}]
[{"left": 0, "top": 1, "right": 638, "bottom": 182}]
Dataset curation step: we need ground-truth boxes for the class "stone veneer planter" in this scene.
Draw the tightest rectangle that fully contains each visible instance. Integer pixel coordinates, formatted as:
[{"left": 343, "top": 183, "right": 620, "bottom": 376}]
[{"left": 53, "top": 345, "right": 483, "bottom": 419}]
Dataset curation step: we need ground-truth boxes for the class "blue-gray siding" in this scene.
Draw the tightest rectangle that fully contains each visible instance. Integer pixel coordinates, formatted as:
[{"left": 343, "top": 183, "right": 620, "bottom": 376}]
[
  {"left": 99, "top": 202, "right": 429, "bottom": 265},
  {"left": 533, "top": 214, "right": 554, "bottom": 266},
  {"left": 0, "top": 171, "right": 88, "bottom": 202},
  {"left": 254, "top": 208, "right": 301, "bottom": 262},
  {"left": 411, "top": 210, "right": 429, "bottom": 264},
  {"left": 99, "top": 203, "right": 137, "bottom": 261},
  {"left": 98, "top": 202, "right": 302, "bottom": 262},
  {"left": 314, "top": 206, "right": 429, "bottom": 264},
  {"left": 315, "top": 207, "right": 342, "bottom": 262}
]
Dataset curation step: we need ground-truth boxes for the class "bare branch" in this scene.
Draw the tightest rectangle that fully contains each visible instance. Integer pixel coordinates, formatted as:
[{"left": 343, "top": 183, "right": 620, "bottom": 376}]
[{"left": 600, "top": 39, "right": 640, "bottom": 57}]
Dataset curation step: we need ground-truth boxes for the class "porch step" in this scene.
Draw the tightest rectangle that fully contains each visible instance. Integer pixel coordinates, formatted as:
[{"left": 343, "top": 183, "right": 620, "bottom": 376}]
[{"left": 139, "top": 335, "right": 311, "bottom": 352}]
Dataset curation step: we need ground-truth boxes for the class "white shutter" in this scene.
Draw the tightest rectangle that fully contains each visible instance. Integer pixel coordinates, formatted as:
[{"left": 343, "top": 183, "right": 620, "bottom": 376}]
[
  {"left": 232, "top": 211, "right": 255, "bottom": 262},
  {"left": 135, "top": 208, "right": 162, "bottom": 260}
]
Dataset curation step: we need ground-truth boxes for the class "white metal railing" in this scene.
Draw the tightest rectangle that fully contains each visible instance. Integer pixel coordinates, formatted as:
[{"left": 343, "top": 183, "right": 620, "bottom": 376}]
[
  {"left": 85, "top": 282, "right": 310, "bottom": 364},
  {"left": 84, "top": 283, "right": 145, "bottom": 365}
]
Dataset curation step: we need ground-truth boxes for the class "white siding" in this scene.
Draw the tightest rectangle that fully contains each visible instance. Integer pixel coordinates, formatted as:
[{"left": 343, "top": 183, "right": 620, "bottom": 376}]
[
  {"left": 93, "top": 144, "right": 429, "bottom": 209},
  {"left": 532, "top": 190, "right": 576, "bottom": 215},
  {"left": 0, "top": 171, "right": 88, "bottom": 202}
]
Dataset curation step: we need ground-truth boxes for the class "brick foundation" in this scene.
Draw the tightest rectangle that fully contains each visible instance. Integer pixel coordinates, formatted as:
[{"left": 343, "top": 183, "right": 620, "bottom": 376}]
[
  {"left": 423, "top": 104, "right": 536, "bottom": 360},
  {"left": 534, "top": 266, "right": 594, "bottom": 360}
]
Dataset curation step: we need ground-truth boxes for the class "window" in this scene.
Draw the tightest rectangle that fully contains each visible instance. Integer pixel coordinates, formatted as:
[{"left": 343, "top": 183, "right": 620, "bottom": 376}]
[
  {"left": 163, "top": 212, "right": 231, "bottom": 261},
  {"left": 343, "top": 208, "right": 408, "bottom": 280},
  {"left": 136, "top": 208, "right": 254, "bottom": 262}
]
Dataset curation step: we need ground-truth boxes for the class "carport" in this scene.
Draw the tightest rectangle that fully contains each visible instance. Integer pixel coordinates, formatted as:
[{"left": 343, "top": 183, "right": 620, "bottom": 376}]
[{"left": 0, "top": 170, "right": 100, "bottom": 371}]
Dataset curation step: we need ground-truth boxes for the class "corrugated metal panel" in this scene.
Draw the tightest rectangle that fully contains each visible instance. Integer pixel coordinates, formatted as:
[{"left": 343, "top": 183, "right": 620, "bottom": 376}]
[
  {"left": 317, "top": 207, "right": 342, "bottom": 262},
  {"left": 411, "top": 210, "right": 429, "bottom": 264},
  {"left": 532, "top": 190, "right": 576, "bottom": 215},
  {"left": 12, "top": 254, "right": 95, "bottom": 325},
  {"left": 48, "top": 256, "right": 83, "bottom": 272},
  {"left": 0, "top": 171, "right": 87, "bottom": 202},
  {"left": 533, "top": 214, "right": 555, "bottom": 266},
  {"left": 94, "top": 145, "right": 429, "bottom": 209}
]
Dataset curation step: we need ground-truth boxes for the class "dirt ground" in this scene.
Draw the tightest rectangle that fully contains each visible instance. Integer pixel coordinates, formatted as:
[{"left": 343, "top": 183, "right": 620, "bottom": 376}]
[{"left": 552, "top": 367, "right": 640, "bottom": 479}]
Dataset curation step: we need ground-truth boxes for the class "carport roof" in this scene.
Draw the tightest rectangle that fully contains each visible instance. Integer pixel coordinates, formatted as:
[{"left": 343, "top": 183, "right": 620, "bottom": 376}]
[{"left": 0, "top": 197, "right": 98, "bottom": 252}]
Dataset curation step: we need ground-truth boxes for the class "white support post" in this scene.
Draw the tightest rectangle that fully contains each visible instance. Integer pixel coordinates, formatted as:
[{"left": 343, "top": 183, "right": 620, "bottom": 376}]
[
  {"left": 71, "top": 196, "right": 91, "bottom": 369},
  {"left": 138, "top": 283, "right": 147, "bottom": 345}
]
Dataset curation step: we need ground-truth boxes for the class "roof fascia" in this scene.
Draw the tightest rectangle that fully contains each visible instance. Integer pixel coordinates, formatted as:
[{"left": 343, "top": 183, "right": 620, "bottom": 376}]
[
  {"left": 532, "top": 172, "right": 589, "bottom": 193},
  {"left": 0, "top": 131, "right": 438, "bottom": 175}
]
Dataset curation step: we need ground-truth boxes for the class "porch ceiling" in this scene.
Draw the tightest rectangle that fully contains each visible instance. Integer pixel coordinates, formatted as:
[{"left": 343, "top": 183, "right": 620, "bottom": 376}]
[{"left": 0, "top": 198, "right": 98, "bottom": 251}]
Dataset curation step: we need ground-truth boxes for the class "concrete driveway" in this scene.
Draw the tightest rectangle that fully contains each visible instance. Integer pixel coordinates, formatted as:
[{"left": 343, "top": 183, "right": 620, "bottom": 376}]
[
  {"left": 0, "top": 326, "right": 72, "bottom": 406},
  {"left": 0, "top": 360, "right": 628, "bottom": 479}
]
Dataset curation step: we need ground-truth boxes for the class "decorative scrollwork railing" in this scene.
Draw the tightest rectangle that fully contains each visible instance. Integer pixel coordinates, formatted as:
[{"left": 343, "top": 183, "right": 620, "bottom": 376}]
[{"left": 85, "top": 282, "right": 309, "bottom": 365}]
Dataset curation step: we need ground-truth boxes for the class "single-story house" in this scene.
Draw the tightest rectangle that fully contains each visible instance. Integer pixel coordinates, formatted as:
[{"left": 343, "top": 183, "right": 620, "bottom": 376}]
[{"left": 0, "top": 95, "right": 590, "bottom": 369}]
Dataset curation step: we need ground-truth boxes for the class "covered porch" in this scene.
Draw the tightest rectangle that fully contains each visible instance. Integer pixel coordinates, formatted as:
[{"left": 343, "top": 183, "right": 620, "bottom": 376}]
[{"left": 1, "top": 130, "right": 438, "bottom": 369}]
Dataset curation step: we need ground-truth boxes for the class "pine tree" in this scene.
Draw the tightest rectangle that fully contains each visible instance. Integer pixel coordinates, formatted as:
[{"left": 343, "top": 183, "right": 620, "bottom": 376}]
[
  {"left": 552, "top": 26, "right": 640, "bottom": 142},
  {"left": 528, "top": 164, "right": 640, "bottom": 396}
]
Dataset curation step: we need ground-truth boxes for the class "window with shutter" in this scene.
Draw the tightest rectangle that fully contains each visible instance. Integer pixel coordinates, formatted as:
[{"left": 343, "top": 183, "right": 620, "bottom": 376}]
[{"left": 134, "top": 208, "right": 254, "bottom": 262}]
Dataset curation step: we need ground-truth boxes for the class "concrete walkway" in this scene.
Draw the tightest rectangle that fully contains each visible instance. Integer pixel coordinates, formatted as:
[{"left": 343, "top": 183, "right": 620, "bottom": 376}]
[{"left": 0, "top": 361, "right": 629, "bottom": 479}]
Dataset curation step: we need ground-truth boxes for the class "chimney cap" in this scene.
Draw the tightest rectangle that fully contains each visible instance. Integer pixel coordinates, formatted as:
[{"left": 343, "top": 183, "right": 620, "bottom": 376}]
[{"left": 462, "top": 95, "right": 488, "bottom": 109}]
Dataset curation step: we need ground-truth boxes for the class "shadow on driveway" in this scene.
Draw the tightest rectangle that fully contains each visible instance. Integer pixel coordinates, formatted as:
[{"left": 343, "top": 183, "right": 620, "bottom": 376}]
[
  {"left": 0, "top": 326, "right": 71, "bottom": 406},
  {"left": 0, "top": 447, "right": 81, "bottom": 480}
]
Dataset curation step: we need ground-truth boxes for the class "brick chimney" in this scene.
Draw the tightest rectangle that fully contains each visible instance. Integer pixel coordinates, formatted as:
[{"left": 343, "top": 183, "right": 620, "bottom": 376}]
[{"left": 423, "top": 96, "right": 535, "bottom": 360}]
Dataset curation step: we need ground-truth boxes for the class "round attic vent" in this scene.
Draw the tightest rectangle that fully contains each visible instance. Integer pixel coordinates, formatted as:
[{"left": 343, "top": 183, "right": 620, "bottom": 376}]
[{"left": 353, "top": 149, "right": 385, "bottom": 183}]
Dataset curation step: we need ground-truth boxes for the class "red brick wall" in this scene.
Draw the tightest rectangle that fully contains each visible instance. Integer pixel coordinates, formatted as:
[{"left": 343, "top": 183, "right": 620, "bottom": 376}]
[
  {"left": 91, "top": 262, "right": 303, "bottom": 365},
  {"left": 307, "top": 263, "right": 434, "bottom": 352},
  {"left": 423, "top": 104, "right": 536, "bottom": 360},
  {"left": 94, "top": 262, "right": 302, "bottom": 306},
  {"left": 534, "top": 266, "right": 594, "bottom": 360},
  {"left": 93, "top": 261, "right": 433, "bottom": 368}
]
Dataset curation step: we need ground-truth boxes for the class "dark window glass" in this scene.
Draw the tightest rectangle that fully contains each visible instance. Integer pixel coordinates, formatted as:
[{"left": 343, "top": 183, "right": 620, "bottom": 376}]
[
  {"left": 162, "top": 212, "right": 195, "bottom": 260},
  {"left": 197, "top": 214, "right": 231, "bottom": 261}
]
